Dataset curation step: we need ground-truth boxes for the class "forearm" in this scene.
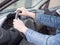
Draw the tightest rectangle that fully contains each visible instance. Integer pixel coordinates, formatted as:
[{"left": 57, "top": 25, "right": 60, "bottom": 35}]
[
  {"left": 35, "top": 13, "right": 60, "bottom": 30},
  {"left": 27, "top": 12, "right": 35, "bottom": 19},
  {"left": 25, "top": 29, "right": 50, "bottom": 45},
  {"left": 24, "top": 29, "right": 60, "bottom": 45}
]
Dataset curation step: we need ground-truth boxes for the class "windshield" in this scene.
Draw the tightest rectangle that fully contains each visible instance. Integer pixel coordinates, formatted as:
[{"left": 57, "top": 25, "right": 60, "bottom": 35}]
[
  {"left": 0, "top": 0, "right": 5, "bottom": 3},
  {"left": 1, "top": 0, "right": 47, "bottom": 13},
  {"left": 1, "top": 0, "right": 60, "bottom": 13},
  {"left": 49, "top": 0, "right": 60, "bottom": 8},
  {"left": 0, "top": 0, "right": 25, "bottom": 13}
]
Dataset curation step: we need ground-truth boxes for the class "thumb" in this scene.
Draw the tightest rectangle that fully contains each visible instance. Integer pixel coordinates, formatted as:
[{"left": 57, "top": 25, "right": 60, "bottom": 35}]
[
  {"left": 17, "top": 18, "right": 22, "bottom": 22},
  {"left": 19, "top": 13, "right": 23, "bottom": 15}
]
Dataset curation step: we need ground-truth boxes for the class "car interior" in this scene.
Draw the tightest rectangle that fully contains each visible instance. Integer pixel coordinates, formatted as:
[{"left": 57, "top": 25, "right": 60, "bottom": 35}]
[{"left": 0, "top": 0, "right": 60, "bottom": 45}]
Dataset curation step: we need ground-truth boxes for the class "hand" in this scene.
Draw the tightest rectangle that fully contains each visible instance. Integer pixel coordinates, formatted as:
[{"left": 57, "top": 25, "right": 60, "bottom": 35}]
[
  {"left": 16, "top": 7, "right": 29, "bottom": 16},
  {"left": 16, "top": 7, "right": 35, "bottom": 19},
  {"left": 13, "top": 19, "right": 28, "bottom": 34}
]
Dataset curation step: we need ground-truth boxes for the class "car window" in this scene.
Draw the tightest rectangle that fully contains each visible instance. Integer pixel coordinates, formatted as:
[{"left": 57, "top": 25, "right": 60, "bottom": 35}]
[
  {"left": 0, "top": 0, "right": 5, "bottom": 3},
  {"left": 1, "top": 0, "right": 48, "bottom": 12},
  {"left": 32, "top": 0, "right": 45, "bottom": 7},
  {"left": 1, "top": 0, "right": 25, "bottom": 10},
  {"left": 1, "top": 0, "right": 60, "bottom": 13},
  {"left": 49, "top": 0, "right": 60, "bottom": 8}
]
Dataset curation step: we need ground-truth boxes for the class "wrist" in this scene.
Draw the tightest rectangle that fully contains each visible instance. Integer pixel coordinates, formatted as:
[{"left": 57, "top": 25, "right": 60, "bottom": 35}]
[
  {"left": 27, "top": 12, "right": 35, "bottom": 19},
  {"left": 21, "top": 27, "right": 28, "bottom": 34}
]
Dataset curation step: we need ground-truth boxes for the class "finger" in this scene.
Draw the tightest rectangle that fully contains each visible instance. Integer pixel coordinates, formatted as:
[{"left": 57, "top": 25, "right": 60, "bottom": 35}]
[
  {"left": 17, "top": 18, "right": 21, "bottom": 20},
  {"left": 18, "top": 19, "right": 23, "bottom": 22},
  {"left": 16, "top": 8, "right": 21, "bottom": 11},
  {"left": 13, "top": 22, "right": 18, "bottom": 27},
  {"left": 13, "top": 25, "right": 16, "bottom": 29},
  {"left": 13, "top": 21, "right": 16, "bottom": 24},
  {"left": 16, "top": 8, "right": 22, "bottom": 12},
  {"left": 16, "top": 7, "right": 25, "bottom": 12},
  {"left": 18, "top": 13, "right": 23, "bottom": 16},
  {"left": 13, "top": 19, "right": 18, "bottom": 22}
]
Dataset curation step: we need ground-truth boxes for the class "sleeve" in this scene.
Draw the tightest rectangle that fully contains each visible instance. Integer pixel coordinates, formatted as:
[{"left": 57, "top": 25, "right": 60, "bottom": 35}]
[
  {"left": 25, "top": 29, "right": 60, "bottom": 45},
  {"left": 0, "top": 28, "right": 23, "bottom": 45},
  {"left": 47, "top": 34, "right": 60, "bottom": 45},
  {"left": 35, "top": 13, "right": 60, "bottom": 30}
]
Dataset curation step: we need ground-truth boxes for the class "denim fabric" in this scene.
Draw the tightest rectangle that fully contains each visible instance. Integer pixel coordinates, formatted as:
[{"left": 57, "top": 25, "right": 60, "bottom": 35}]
[
  {"left": 35, "top": 13, "right": 60, "bottom": 30},
  {"left": 25, "top": 13, "right": 60, "bottom": 45}
]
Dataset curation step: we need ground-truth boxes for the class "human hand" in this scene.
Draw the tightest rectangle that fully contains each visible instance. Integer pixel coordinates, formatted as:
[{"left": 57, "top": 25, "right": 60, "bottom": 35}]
[
  {"left": 16, "top": 7, "right": 29, "bottom": 16},
  {"left": 16, "top": 7, "right": 35, "bottom": 19},
  {"left": 13, "top": 19, "right": 28, "bottom": 34}
]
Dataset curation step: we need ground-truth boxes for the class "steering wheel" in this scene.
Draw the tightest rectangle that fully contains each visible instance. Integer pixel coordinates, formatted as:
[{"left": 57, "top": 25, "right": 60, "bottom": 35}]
[{"left": 8, "top": 10, "right": 22, "bottom": 30}]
